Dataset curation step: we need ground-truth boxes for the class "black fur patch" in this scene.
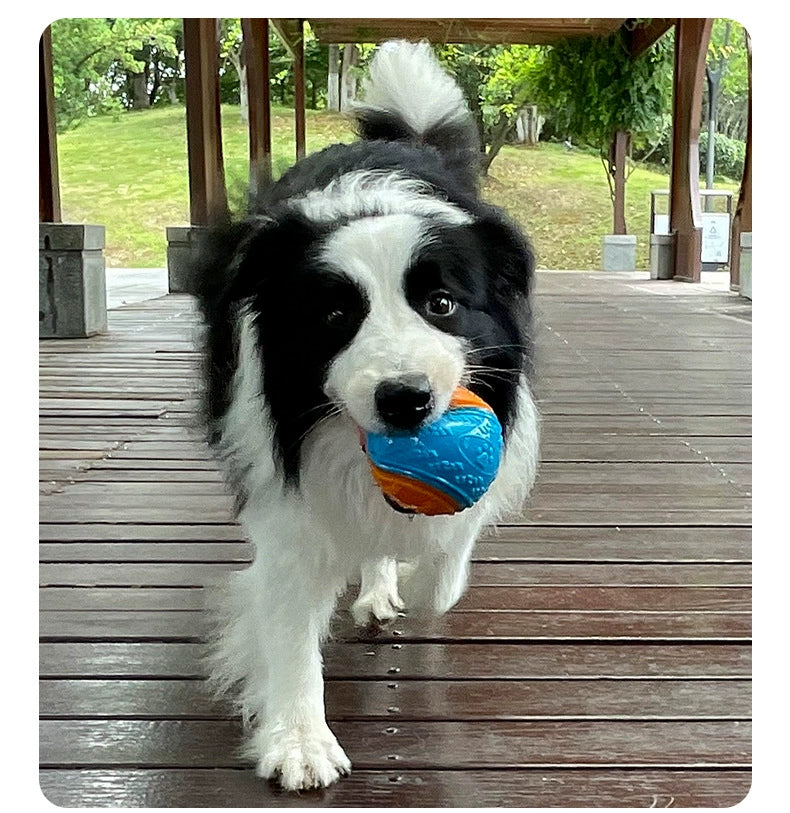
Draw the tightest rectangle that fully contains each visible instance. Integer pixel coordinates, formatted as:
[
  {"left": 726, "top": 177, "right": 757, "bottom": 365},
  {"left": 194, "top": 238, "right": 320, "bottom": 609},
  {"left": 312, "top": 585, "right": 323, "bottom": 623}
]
[{"left": 405, "top": 212, "right": 534, "bottom": 435}]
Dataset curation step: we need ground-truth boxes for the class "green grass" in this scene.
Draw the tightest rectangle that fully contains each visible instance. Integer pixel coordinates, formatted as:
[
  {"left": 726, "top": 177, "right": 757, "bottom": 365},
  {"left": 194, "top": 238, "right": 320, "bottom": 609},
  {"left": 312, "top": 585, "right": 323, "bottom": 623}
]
[{"left": 57, "top": 105, "right": 740, "bottom": 269}]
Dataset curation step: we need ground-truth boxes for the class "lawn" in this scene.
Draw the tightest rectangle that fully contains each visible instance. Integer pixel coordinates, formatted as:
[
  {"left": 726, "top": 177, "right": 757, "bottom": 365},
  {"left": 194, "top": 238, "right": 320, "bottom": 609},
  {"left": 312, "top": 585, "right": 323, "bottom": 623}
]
[{"left": 57, "top": 104, "right": 740, "bottom": 270}]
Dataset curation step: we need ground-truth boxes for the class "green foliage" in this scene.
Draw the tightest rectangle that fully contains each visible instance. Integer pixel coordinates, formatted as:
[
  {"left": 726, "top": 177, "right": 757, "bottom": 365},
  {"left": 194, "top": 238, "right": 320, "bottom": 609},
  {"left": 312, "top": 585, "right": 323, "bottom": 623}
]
[
  {"left": 706, "top": 19, "right": 750, "bottom": 140},
  {"left": 699, "top": 131, "right": 745, "bottom": 180},
  {"left": 50, "top": 18, "right": 179, "bottom": 130},
  {"left": 533, "top": 31, "right": 673, "bottom": 154}
]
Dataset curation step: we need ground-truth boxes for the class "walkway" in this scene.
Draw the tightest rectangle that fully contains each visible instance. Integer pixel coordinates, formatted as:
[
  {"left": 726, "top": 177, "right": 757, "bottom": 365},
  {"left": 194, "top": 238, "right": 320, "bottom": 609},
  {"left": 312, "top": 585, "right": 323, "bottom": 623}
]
[{"left": 39, "top": 271, "right": 752, "bottom": 807}]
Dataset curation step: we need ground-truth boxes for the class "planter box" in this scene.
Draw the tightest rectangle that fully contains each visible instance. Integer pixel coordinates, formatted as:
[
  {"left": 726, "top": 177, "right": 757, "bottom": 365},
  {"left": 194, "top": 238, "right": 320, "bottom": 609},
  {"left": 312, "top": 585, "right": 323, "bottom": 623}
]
[
  {"left": 739, "top": 232, "right": 752, "bottom": 300},
  {"left": 601, "top": 234, "right": 637, "bottom": 272},
  {"left": 650, "top": 234, "right": 674, "bottom": 279},
  {"left": 39, "top": 223, "right": 107, "bottom": 338},
  {"left": 166, "top": 226, "right": 206, "bottom": 293}
]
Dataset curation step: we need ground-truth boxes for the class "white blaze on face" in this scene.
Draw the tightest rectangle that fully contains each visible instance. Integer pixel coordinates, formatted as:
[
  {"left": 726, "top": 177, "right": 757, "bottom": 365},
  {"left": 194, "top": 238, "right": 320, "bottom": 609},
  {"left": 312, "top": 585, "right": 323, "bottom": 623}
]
[{"left": 321, "top": 213, "right": 467, "bottom": 433}]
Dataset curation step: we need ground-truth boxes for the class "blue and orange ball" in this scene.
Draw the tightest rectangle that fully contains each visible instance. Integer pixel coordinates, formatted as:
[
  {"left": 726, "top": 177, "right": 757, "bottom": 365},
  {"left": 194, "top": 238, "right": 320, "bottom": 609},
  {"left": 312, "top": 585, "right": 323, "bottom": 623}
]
[{"left": 364, "top": 387, "right": 503, "bottom": 516}]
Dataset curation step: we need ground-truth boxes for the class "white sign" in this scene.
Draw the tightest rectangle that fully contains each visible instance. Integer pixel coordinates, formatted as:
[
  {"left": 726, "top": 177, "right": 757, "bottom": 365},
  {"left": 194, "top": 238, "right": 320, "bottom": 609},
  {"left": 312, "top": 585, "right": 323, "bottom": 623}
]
[{"left": 701, "top": 213, "right": 730, "bottom": 263}]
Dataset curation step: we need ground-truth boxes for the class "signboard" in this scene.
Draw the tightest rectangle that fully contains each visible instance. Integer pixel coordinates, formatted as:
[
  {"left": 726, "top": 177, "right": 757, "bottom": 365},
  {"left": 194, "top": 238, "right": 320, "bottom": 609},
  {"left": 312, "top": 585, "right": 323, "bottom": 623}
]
[
  {"left": 701, "top": 213, "right": 730, "bottom": 263},
  {"left": 651, "top": 212, "right": 731, "bottom": 264}
]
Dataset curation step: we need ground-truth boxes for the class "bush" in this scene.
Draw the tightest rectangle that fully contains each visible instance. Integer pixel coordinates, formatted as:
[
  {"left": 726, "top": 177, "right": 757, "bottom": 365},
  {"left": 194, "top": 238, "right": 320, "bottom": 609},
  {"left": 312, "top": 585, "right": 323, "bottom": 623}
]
[
  {"left": 698, "top": 131, "right": 745, "bottom": 180},
  {"left": 633, "top": 128, "right": 745, "bottom": 181}
]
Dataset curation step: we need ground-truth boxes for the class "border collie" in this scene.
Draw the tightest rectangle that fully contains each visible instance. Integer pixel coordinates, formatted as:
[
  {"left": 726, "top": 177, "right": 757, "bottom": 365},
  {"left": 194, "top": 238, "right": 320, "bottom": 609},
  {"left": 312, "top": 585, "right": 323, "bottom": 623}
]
[{"left": 192, "top": 40, "right": 540, "bottom": 791}]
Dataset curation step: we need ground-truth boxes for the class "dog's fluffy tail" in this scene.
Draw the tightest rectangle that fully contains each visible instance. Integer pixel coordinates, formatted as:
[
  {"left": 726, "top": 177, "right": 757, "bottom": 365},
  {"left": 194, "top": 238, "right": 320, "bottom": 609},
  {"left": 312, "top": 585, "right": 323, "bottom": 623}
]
[{"left": 355, "top": 40, "right": 480, "bottom": 191}]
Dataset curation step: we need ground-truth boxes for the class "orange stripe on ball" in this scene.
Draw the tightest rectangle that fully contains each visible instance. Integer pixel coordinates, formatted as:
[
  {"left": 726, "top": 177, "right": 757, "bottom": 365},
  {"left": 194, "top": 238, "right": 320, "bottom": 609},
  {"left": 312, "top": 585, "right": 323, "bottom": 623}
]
[
  {"left": 449, "top": 386, "right": 494, "bottom": 412},
  {"left": 370, "top": 464, "right": 461, "bottom": 516}
]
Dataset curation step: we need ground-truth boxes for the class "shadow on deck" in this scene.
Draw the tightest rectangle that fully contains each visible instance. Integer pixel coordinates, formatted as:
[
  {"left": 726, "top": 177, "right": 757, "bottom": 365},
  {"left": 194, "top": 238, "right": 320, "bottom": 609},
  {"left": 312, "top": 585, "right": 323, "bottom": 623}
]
[{"left": 39, "top": 271, "right": 752, "bottom": 807}]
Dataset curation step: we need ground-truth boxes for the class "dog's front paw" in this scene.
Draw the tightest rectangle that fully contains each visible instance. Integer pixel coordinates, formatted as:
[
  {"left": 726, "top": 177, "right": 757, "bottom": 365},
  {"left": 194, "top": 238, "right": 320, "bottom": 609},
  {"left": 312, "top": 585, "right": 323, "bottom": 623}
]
[
  {"left": 351, "top": 581, "right": 405, "bottom": 627},
  {"left": 252, "top": 721, "right": 351, "bottom": 791}
]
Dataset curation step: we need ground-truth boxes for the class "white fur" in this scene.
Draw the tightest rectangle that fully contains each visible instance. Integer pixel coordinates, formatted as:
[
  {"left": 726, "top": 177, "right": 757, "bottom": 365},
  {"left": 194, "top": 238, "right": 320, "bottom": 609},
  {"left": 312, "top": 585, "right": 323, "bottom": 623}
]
[
  {"left": 322, "top": 213, "right": 466, "bottom": 432},
  {"left": 359, "top": 40, "right": 470, "bottom": 134},
  {"left": 289, "top": 170, "right": 472, "bottom": 227}
]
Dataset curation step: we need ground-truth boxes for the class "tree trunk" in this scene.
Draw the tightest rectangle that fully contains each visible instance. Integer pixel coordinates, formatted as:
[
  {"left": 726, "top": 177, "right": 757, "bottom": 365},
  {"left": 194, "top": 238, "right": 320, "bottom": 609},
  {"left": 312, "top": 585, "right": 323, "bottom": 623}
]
[
  {"left": 149, "top": 62, "right": 161, "bottom": 106},
  {"left": 327, "top": 44, "right": 340, "bottom": 111},
  {"left": 130, "top": 72, "right": 150, "bottom": 109},
  {"left": 481, "top": 113, "right": 515, "bottom": 175},
  {"left": 610, "top": 130, "right": 629, "bottom": 235},
  {"left": 340, "top": 44, "right": 359, "bottom": 112}
]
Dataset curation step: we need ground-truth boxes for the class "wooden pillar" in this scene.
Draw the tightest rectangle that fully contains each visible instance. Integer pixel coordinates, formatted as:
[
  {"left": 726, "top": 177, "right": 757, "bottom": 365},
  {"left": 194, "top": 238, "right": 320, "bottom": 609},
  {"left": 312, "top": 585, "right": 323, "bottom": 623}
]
[
  {"left": 242, "top": 18, "right": 273, "bottom": 200},
  {"left": 39, "top": 26, "right": 61, "bottom": 223},
  {"left": 669, "top": 18, "right": 713, "bottom": 282},
  {"left": 729, "top": 31, "right": 752, "bottom": 291},
  {"left": 293, "top": 19, "right": 306, "bottom": 161},
  {"left": 183, "top": 18, "right": 228, "bottom": 226},
  {"left": 611, "top": 130, "right": 629, "bottom": 235}
]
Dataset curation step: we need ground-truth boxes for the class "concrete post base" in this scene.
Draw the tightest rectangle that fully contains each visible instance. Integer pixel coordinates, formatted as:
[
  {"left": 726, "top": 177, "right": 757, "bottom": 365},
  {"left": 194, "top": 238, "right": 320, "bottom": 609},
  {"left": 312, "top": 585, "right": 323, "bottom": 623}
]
[
  {"left": 166, "top": 226, "right": 206, "bottom": 293},
  {"left": 601, "top": 234, "right": 637, "bottom": 272},
  {"left": 39, "top": 223, "right": 107, "bottom": 338},
  {"left": 650, "top": 234, "right": 674, "bottom": 280},
  {"left": 739, "top": 232, "right": 752, "bottom": 300}
]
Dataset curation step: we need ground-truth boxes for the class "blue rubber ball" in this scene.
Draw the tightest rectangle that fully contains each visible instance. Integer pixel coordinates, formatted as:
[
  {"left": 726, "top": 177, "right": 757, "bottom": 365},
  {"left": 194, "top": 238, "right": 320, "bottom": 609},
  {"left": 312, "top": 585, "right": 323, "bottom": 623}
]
[{"left": 366, "top": 398, "right": 503, "bottom": 514}]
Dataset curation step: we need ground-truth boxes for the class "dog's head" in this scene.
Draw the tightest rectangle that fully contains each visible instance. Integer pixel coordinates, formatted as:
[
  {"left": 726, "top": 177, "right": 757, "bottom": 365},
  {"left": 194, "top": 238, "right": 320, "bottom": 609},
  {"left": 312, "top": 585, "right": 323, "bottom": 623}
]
[{"left": 196, "top": 179, "right": 534, "bottom": 485}]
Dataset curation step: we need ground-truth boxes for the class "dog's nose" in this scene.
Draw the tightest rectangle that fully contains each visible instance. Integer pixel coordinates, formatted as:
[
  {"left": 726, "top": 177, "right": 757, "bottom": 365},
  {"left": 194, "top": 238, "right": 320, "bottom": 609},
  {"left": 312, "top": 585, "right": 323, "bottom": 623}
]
[{"left": 375, "top": 374, "right": 434, "bottom": 430}]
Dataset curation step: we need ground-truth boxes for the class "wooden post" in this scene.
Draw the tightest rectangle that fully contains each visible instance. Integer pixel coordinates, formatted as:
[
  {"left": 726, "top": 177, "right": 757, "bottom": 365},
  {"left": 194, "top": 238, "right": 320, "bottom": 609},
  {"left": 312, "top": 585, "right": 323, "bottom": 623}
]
[
  {"left": 611, "top": 130, "right": 629, "bottom": 235},
  {"left": 293, "top": 19, "right": 306, "bottom": 161},
  {"left": 729, "top": 31, "right": 752, "bottom": 291},
  {"left": 669, "top": 18, "right": 713, "bottom": 282},
  {"left": 183, "top": 18, "right": 228, "bottom": 226},
  {"left": 242, "top": 18, "right": 273, "bottom": 200},
  {"left": 39, "top": 26, "right": 61, "bottom": 223}
]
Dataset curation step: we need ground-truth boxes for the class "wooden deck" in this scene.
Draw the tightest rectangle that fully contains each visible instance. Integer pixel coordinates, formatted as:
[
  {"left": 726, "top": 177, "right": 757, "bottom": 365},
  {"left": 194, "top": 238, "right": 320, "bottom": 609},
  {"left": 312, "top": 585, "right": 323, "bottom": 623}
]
[{"left": 39, "top": 271, "right": 752, "bottom": 807}]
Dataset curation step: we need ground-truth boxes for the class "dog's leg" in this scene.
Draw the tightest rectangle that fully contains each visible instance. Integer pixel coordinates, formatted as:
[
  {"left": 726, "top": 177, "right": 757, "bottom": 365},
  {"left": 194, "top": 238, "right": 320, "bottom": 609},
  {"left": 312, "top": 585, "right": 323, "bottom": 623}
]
[
  {"left": 399, "top": 534, "right": 477, "bottom": 616},
  {"left": 351, "top": 557, "right": 405, "bottom": 626},
  {"left": 235, "top": 543, "right": 351, "bottom": 791}
]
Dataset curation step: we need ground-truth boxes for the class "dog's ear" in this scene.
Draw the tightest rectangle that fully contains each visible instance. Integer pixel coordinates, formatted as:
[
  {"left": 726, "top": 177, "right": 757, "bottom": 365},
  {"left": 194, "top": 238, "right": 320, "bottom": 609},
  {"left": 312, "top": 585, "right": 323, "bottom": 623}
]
[
  {"left": 190, "top": 212, "right": 322, "bottom": 314},
  {"left": 470, "top": 209, "right": 535, "bottom": 298}
]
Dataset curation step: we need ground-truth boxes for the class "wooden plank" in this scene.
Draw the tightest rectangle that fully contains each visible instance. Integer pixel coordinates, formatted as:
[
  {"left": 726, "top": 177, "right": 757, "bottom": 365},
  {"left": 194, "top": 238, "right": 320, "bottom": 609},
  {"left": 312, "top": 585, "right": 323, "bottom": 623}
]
[
  {"left": 38, "top": 767, "right": 753, "bottom": 808},
  {"left": 37, "top": 561, "right": 752, "bottom": 587},
  {"left": 39, "top": 642, "right": 753, "bottom": 680},
  {"left": 38, "top": 608, "right": 751, "bottom": 642},
  {"left": 39, "top": 678, "right": 751, "bottom": 720},
  {"left": 39, "top": 719, "right": 751, "bottom": 767},
  {"left": 39, "top": 585, "right": 752, "bottom": 613}
]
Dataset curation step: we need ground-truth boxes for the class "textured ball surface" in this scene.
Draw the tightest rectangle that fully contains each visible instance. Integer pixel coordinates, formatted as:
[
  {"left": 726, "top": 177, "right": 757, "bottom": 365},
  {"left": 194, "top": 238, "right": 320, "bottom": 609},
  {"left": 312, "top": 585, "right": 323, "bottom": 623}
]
[{"left": 366, "top": 387, "right": 503, "bottom": 515}]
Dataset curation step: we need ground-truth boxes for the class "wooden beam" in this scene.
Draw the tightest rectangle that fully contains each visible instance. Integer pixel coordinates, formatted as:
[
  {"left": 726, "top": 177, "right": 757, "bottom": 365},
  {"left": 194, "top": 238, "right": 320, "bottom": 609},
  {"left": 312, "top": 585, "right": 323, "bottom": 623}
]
[
  {"left": 729, "top": 31, "right": 752, "bottom": 291},
  {"left": 242, "top": 18, "right": 273, "bottom": 199},
  {"left": 293, "top": 20, "right": 306, "bottom": 162},
  {"left": 183, "top": 19, "right": 228, "bottom": 226},
  {"left": 308, "top": 18, "right": 626, "bottom": 45},
  {"left": 270, "top": 19, "right": 302, "bottom": 56},
  {"left": 669, "top": 19, "right": 713, "bottom": 283},
  {"left": 626, "top": 18, "right": 674, "bottom": 58},
  {"left": 39, "top": 26, "right": 61, "bottom": 223}
]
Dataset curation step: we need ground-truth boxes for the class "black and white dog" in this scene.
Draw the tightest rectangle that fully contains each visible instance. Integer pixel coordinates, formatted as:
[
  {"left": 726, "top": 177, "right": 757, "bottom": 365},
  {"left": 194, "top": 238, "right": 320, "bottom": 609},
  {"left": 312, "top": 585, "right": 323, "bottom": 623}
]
[{"left": 193, "top": 41, "right": 540, "bottom": 790}]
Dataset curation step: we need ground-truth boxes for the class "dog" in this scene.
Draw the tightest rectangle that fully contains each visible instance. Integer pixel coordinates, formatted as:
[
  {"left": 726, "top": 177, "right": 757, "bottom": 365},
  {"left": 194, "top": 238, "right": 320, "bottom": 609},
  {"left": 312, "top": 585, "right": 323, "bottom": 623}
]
[{"left": 192, "top": 40, "right": 540, "bottom": 791}]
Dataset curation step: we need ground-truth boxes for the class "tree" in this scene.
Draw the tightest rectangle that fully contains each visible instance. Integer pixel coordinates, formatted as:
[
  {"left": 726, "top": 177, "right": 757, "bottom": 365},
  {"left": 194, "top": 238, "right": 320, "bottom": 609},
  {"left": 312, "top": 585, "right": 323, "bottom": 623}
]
[
  {"left": 533, "top": 30, "right": 673, "bottom": 233},
  {"left": 50, "top": 18, "right": 179, "bottom": 129}
]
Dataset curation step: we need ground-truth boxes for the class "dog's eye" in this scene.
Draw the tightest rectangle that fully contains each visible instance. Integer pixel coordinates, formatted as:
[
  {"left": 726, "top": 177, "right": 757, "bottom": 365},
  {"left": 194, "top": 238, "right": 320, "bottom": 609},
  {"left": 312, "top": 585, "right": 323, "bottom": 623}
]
[
  {"left": 324, "top": 308, "right": 348, "bottom": 327},
  {"left": 426, "top": 291, "right": 456, "bottom": 317}
]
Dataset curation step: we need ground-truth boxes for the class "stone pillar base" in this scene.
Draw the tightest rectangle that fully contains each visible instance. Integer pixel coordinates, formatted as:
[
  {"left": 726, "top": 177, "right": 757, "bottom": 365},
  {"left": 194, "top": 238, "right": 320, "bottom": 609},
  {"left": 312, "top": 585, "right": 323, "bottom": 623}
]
[
  {"left": 650, "top": 234, "right": 674, "bottom": 280},
  {"left": 39, "top": 223, "right": 107, "bottom": 338},
  {"left": 739, "top": 232, "right": 752, "bottom": 300},
  {"left": 601, "top": 234, "right": 637, "bottom": 272},
  {"left": 166, "top": 225, "right": 206, "bottom": 293}
]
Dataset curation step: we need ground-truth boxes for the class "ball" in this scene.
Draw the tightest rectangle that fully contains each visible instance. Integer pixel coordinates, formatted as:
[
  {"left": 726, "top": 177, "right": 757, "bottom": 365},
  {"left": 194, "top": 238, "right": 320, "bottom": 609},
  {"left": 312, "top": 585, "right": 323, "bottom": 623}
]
[{"left": 365, "top": 387, "right": 503, "bottom": 516}]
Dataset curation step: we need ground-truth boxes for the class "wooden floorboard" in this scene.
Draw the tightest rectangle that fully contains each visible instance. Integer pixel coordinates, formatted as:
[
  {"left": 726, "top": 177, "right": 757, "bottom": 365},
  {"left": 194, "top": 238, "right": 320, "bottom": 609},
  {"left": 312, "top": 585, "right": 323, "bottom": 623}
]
[{"left": 39, "top": 273, "right": 752, "bottom": 807}]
